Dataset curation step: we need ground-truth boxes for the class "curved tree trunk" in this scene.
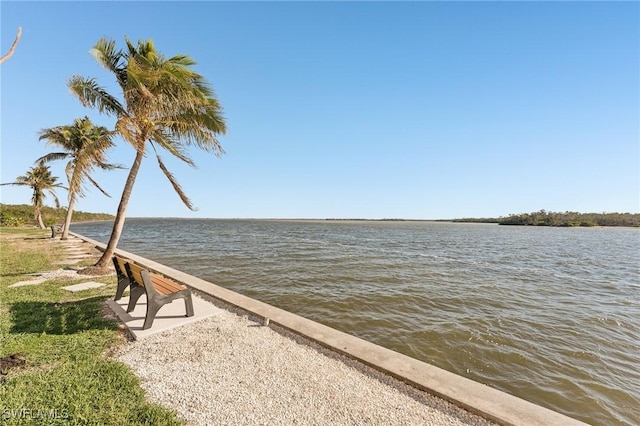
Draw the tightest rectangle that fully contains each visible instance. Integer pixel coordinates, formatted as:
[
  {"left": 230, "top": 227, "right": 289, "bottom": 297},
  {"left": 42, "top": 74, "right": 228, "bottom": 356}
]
[
  {"left": 61, "top": 194, "right": 76, "bottom": 240},
  {"left": 94, "top": 149, "right": 145, "bottom": 268},
  {"left": 0, "top": 27, "right": 22, "bottom": 64},
  {"left": 35, "top": 206, "right": 45, "bottom": 229}
]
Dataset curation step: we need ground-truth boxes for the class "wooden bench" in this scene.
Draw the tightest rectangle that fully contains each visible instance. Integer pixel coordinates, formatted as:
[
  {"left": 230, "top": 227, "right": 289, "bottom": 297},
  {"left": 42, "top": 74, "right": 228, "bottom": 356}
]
[
  {"left": 50, "top": 225, "right": 63, "bottom": 239},
  {"left": 123, "top": 261, "right": 195, "bottom": 330}
]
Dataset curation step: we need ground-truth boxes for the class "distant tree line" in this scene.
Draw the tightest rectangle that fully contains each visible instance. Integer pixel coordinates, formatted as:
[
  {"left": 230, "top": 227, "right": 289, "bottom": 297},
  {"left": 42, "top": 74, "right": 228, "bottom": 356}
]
[
  {"left": 449, "top": 217, "right": 500, "bottom": 224},
  {"left": 0, "top": 203, "right": 114, "bottom": 227},
  {"left": 496, "top": 210, "right": 640, "bottom": 227}
]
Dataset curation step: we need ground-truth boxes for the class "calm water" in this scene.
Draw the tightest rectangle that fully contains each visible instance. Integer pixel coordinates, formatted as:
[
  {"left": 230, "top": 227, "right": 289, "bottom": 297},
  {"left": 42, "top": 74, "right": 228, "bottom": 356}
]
[{"left": 72, "top": 219, "right": 640, "bottom": 425}]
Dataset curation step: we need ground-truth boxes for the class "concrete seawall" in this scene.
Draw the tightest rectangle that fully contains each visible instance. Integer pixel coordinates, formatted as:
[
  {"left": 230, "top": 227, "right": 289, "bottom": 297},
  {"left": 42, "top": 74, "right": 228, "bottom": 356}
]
[{"left": 70, "top": 231, "right": 588, "bottom": 426}]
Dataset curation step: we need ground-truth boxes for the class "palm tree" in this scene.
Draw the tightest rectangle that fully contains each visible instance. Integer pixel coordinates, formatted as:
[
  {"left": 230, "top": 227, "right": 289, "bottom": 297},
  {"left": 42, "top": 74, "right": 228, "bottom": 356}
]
[
  {"left": 1, "top": 162, "right": 66, "bottom": 229},
  {"left": 68, "top": 36, "right": 226, "bottom": 270},
  {"left": 37, "top": 116, "right": 119, "bottom": 240}
]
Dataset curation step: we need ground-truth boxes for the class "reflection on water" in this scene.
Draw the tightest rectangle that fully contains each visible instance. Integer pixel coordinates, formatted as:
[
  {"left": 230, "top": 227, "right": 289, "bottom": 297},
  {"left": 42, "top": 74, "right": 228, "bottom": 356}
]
[{"left": 72, "top": 219, "right": 640, "bottom": 425}]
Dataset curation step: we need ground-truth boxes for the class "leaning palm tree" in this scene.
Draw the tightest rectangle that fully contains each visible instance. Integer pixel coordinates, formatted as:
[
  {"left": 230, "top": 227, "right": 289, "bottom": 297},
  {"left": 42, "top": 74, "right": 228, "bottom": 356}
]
[
  {"left": 37, "top": 116, "right": 118, "bottom": 240},
  {"left": 69, "top": 36, "right": 226, "bottom": 271},
  {"left": 1, "top": 162, "right": 66, "bottom": 229}
]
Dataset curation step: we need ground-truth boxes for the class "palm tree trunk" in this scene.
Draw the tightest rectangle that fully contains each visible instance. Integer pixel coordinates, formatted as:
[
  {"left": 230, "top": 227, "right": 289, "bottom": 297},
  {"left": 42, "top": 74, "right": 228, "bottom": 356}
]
[
  {"left": 35, "top": 206, "right": 45, "bottom": 229},
  {"left": 61, "top": 195, "right": 76, "bottom": 240},
  {"left": 94, "top": 149, "right": 144, "bottom": 267}
]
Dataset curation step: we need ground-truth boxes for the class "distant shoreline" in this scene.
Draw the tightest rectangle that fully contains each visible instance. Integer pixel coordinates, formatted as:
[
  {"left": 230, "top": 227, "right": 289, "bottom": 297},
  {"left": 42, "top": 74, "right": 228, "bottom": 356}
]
[
  {"left": 107, "top": 215, "right": 640, "bottom": 228},
  {"left": 4, "top": 203, "right": 636, "bottom": 228}
]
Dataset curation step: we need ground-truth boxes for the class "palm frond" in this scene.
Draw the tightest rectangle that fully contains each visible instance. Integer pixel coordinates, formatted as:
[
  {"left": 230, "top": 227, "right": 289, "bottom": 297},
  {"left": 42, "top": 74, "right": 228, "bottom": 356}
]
[
  {"left": 46, "top": 188, "right": 62, "bottom": 209},
  {"left": 38, "top": 127, "right": 70, "bottom": 144},
  {"left": 167, "top": 54, "right": 196, "bottom": 67},
  {"left": 90, "top": 37, "right": 127, "bottom": 87},
  {"left": 162, "top": 113, "right": 225, "bottom": 155},
  {"left": 0, "top": 182, "right": 28, "bottom": 187},
  {"left": 153, "top": 149, "right": 195, "bottom": 210},
  {"left": 68, "top": 76, "right": 126, "bottom": 116},
  {"left": 34, "top": 152, "right": 71, "bottom": 164},
  {"left": 85, "top": 174, "right": 111, "bottom": 198},
  {"left": 96, "top": 160, "right": 125, "bottom": 171},
  {"left": 150, "top": 132, "right": 196, "bottom": 167}
]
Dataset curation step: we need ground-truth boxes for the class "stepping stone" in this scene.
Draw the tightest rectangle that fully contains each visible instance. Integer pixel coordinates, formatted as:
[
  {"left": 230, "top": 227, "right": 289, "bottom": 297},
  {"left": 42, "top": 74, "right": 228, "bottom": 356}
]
[
  {"left": 9, "top": 278, "right": 46, "bottom": 288},
  {"left": 62, "top": 281, "right": 105, "bottom": 292}
]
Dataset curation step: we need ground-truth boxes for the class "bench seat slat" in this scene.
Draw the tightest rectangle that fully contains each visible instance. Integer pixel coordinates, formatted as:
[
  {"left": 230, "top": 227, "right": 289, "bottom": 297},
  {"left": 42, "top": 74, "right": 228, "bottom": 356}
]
[{"left": 150, "top": 273, "right": 185, "bottom": 295}]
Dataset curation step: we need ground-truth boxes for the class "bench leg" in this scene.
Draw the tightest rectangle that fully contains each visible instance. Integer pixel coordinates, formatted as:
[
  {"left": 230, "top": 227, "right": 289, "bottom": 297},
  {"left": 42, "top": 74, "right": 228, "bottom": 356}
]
[
  {"left": 184, "top": 292, "right": 194, "bottom": 317},
  {"left": 142, "top": 300, "right": 163, "bottom": 330},
  {"left": 127, "top": 286, "right": 145, "bottom": 313},
  {"left": 114, "top": 277, "right": 129, "bottom": 301},
  {"left": 141, "top": 292, "right": 194, "bottom": 330}
]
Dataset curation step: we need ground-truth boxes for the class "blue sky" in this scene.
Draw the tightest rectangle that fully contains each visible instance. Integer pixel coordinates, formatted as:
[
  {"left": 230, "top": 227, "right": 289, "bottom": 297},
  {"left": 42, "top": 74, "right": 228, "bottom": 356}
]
[{"left": 1, "top": 1, "right": 638, "bottom": 220}]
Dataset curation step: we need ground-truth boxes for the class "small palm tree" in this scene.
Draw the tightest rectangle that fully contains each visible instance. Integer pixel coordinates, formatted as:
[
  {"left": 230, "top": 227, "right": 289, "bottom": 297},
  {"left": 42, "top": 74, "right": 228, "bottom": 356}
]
[
  {"left": 69, "top": 36, "right": 226, "bottom": 270},
  {"left": 1, "top": 162, "right": 66, "bottom": 229},
  {"left": 37, "top": 116, "right": 119, "bottom": 239}
]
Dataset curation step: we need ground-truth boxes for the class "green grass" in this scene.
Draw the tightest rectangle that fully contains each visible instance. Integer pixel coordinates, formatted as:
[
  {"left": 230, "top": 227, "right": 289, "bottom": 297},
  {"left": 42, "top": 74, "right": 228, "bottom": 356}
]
[{"left": 0, "top": 228, "right": 183, "bottom": 425}]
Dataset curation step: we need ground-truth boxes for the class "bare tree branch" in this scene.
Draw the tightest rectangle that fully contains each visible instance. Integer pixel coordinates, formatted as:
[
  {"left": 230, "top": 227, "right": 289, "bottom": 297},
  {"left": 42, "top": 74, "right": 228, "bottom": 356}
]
[{"left": 0, "top": 27, "right": 22, "bottom": 64}]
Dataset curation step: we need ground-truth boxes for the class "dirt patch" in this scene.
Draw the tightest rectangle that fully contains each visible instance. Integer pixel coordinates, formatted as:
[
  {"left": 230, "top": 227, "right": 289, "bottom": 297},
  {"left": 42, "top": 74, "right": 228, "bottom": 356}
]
[{"left": 0, "top": 353, "right": 26, "bottom": 376}]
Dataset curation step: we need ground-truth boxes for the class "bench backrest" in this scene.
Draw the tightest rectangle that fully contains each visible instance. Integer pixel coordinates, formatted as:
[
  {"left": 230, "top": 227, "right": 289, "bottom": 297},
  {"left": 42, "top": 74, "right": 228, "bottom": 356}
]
[
  {"left": 113, "top": 256, "right": 130, "bottom": 278},
  {"left": 124, "top": 262, "right": 186, "bottom": 296},
  {"left": 124, "top": 262, "right": 146, "bottom": 289}
]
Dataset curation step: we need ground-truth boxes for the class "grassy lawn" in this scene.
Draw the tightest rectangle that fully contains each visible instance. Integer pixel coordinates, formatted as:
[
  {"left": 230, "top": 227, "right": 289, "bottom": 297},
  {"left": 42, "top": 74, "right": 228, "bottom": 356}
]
[{"left": 0, "top": 227, "right": 183, "bottom": 425}]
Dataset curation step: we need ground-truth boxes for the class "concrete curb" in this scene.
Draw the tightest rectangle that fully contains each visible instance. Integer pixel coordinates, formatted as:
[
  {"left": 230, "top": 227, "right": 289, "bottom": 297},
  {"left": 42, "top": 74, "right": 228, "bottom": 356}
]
[{"left": 69, "top": 231, "right": 588, "bottom": 426}]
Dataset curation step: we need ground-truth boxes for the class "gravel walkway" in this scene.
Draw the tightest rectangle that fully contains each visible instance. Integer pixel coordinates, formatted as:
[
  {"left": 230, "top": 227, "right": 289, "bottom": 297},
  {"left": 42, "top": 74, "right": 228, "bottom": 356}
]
[{"left": 115, "top": 304, "right": 497, "bottom": 426}]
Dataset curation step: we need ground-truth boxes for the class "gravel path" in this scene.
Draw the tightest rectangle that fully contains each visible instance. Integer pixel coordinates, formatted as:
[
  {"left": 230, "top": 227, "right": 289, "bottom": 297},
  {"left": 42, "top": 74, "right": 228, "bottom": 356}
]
[{"left": 115, "top": 304, "right": 497, "bottom": 426}]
